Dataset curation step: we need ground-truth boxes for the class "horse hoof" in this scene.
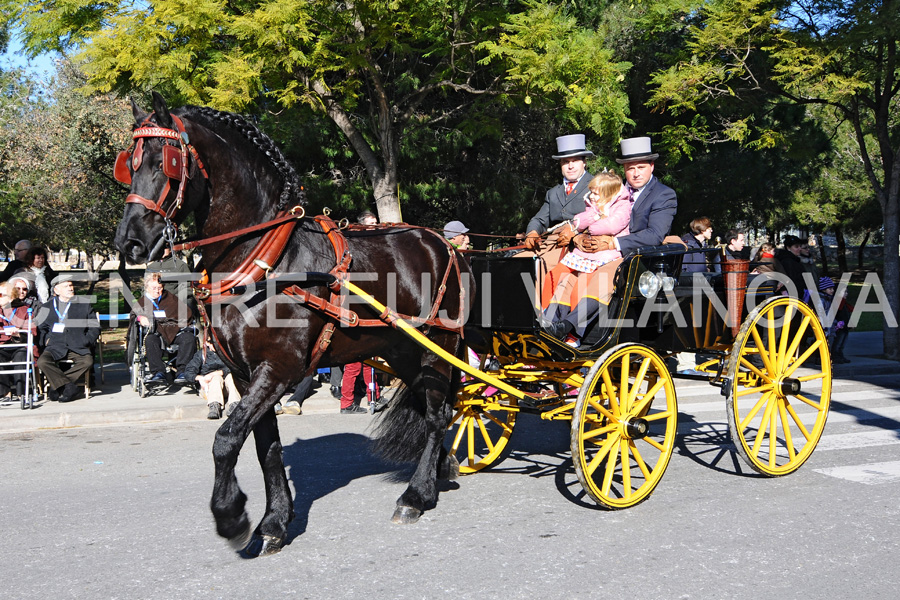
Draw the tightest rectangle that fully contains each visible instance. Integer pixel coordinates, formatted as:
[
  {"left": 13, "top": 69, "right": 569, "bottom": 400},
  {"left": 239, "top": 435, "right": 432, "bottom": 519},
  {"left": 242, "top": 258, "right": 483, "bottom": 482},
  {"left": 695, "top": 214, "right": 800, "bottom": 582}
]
[
  {"left": 439, "top": 454, "right": 460, "bottom": 481},
  {"left": 391, "top": 505, "right": 422, "bottom": 524},
  {"left": 228, "top": 521, "right": 253, "bottom": 551},
  {"left": 244, "top": 534, "right": 285, "bottom": 557}
]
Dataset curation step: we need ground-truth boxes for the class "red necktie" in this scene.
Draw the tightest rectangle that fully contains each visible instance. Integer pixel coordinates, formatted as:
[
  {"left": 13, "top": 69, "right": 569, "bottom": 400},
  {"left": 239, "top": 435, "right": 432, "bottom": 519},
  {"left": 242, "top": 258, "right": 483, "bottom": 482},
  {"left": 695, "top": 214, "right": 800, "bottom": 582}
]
[{"left": 565, "top": 181, "right": 575, "bottom": 195}]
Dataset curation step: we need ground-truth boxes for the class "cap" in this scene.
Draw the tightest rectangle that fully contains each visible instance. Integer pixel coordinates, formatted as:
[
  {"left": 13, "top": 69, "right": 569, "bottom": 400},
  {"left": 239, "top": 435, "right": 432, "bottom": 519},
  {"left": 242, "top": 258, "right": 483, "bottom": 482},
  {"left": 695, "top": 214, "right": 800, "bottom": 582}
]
[
  {"left": 818, "top": 276, "right": 835, "bottom": 292},
  {"left": 443, "top": 220, "right": 469, "bottom": 240}
]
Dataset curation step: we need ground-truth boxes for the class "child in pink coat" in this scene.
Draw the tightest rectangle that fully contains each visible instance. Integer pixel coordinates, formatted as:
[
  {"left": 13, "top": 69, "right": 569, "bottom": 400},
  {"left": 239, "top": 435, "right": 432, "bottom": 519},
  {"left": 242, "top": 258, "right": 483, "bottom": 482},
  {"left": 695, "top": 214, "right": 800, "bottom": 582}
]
[{"left": 541, "top": 171, "right": 631, "bottom": 316}]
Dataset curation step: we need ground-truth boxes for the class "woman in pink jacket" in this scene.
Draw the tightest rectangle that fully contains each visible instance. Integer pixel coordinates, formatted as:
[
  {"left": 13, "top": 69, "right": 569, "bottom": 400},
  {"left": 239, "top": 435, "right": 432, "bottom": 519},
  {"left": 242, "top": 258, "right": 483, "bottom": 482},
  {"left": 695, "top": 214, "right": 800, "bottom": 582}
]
[{"left": 541, "top": 171, "right": 631, "bottom": 339}]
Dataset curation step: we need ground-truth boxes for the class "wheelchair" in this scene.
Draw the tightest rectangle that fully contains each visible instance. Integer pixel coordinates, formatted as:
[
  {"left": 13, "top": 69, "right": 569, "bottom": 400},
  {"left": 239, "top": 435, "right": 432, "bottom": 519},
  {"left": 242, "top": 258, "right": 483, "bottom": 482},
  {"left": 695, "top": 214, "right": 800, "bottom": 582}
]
[{"left": 126, "top": 316, "right": 198, "bottom": 398}]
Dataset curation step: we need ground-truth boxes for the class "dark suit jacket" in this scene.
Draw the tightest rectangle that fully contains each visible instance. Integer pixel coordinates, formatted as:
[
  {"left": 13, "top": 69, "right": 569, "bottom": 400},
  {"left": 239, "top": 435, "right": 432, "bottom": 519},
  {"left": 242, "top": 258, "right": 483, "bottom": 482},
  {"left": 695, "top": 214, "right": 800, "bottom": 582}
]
[
  {"left": 35, "top": 297, "right": 100, "bottom": 360},
  {"left": 618, "top": 176, "right": 677, "bottom": 255},
  {"left": 526, "top": 172, "right": 594, "bottom": 235}
]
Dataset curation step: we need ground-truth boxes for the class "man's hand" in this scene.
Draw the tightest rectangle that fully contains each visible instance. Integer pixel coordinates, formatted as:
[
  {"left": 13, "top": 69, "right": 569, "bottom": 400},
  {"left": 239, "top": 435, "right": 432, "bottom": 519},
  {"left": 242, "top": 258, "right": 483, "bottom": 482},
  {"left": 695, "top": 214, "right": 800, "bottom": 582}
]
[
  {"left": 524, "top": 231, "right": 541, "bottom": 251},
  {"left": 137, "top": 315, "right": 150, "bottom": 328},
  {"left": 555, "top": 224, "right": 576, "bottom": 247},
  {"left": 574, "top": 234, "right": 604, "bottom": 253}
]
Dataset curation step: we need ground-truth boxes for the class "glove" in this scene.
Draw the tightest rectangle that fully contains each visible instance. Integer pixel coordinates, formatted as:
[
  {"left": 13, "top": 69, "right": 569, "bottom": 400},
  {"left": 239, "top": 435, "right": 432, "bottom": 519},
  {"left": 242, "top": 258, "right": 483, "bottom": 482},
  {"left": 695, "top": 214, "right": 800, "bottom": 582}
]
[
  {"left": 555, "top": 224, "right": 576, "bottom": 247},
  {"left": 524, "top": 231, "right": 541, "bottom": 251}
]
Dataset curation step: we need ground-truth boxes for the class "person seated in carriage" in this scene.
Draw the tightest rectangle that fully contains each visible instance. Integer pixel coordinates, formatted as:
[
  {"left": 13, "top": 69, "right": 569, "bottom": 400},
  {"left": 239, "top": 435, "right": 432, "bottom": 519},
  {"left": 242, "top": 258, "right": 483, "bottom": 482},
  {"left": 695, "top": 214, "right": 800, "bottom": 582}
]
[
  {"left": 132, "top": 272, "right": 197, "bottom": 386},
  {"left": 541, "top": 136, "right": 678, "bottom": 345},
  {"left": 680, "top": 216, "right": 713, "bottom": 274},
  {"left": 540, "top": 170, "right": 631, "bottom": 345}
]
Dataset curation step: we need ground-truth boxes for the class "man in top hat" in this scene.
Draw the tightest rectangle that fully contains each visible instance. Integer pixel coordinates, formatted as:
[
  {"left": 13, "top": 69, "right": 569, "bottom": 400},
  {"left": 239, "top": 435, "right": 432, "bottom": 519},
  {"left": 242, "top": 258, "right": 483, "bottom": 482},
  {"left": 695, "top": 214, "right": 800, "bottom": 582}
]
[
  {"left": 443, "top": 220, "right": 470, "bottom": 250},
  {"left": 35, "top": 273, "right": 100, "bottom": 402},
  {"left": 523, "top": 134, "right": 595, "bottom": 251},
  {"left": 543, "top": 136, "right": 678, "bottom": 342},
  {"left": 575, "top": 136, "right": 677, "bottom": 255}
]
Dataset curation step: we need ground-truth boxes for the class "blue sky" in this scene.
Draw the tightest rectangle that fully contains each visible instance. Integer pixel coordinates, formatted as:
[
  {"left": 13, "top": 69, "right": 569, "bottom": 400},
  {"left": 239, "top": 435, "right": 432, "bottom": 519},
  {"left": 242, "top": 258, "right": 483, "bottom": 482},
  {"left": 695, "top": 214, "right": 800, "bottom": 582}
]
[{"left": 2, "top": 36, "right": 57, "bottom": 79}]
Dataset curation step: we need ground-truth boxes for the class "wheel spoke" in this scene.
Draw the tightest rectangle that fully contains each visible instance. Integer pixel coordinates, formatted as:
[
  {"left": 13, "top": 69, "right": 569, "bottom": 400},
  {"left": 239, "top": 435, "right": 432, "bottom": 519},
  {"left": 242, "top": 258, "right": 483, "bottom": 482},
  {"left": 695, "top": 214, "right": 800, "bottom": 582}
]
[
  {"left": 643, "top": 409, "right": 674, "bottom": 423},
  {"left": 776, "top": 304, "right": 793, "bottom": 372},
  {"left": 627, "top": 357, "right": 652, "bottom": 410},
  {"left": 751, "top": 396, "right": 777, "bottom": 459},
  {"left": 630, "top": 441, "right": 652, "bottom": 479},
  {"left": 739, "top": 391, "right": 771, "bottom": 431},
  {"left": 642, "top": 435, "right": 666, "bottom": 452},
  {"left": 784, "top": 315, "right": 811, "bottom": 360},
  {"left": 794, "top": 393, "right": 822, "bottom": 410},
  {"left": 750, "top": 325, "right": 776, "bottom": 374},
  {"left": 766, "top": 309, "right": 777, "bottom": 370},
  {"left": 618, "top": 440, "right": 631, "bottom": 498},
  {"left": 783, "top": 339, "right": 823, "bottom": 378},
  {"left": 631, "top": 379, "right": 665, "bottom": 416},
  {"left": 586, "top": 434, "right": 618, "bottom": 477},
  {"left": 738, "top": 355, "right": 773, "bottom": 383},
  {"left": 768, "top": 402, "right": 777, "bottom": 468},
  {"left": 582, "top": 422, "right": 618, "bottom": 442},
  {"left": 778, "top": 398, "right": 796, "bottom": 461},
  {"left": 798, "top": 372, "right": 826, "bottom": 382},
  {"left": 451, "top": 413, "right": 469, "bottom": 451},
  {"left": 482, "top": 410, "right": 513, "bottom": 434},
  {"left": 619, "top": 353, "right": 631, "bottom": 411},
  {"left": 785, "top": 403, "right": 813, "bottom": 440},
  {"left": 601, "top": 369, "right": 621, "bottom": 416},
  {"left": 466, "top": 414, "right": 476, "bottom": 464},
  {"left": 588, "top": 398, "right": 618, "bottom": 422},
  {"left": 475, "top": 415, "right": 495, "bottom": 453},
  {"left": 735, "top": 382, "right": 774, "bottom": 398},
  {"left": 601, "top": 445, "right": 619, "bottom": 496}
]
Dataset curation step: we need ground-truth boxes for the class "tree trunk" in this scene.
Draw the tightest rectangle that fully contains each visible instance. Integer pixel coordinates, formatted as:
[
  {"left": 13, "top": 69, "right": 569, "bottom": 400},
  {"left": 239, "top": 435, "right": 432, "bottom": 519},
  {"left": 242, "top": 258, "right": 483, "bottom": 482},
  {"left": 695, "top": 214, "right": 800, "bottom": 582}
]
[
  {"left": 117, "top": 256, "right": 132, "bottom": 291},
  {"left": 834, "top": 225, "right": 848, "bottom": 273},
  {"left": 882, "top": 193, "right": 899, "bottom": 361},
  {"left": 857, "top": 229, "right": 870, "bottom": 271},
  {"left": 816, "top": 233, "right": 829, "bottom": 276}
]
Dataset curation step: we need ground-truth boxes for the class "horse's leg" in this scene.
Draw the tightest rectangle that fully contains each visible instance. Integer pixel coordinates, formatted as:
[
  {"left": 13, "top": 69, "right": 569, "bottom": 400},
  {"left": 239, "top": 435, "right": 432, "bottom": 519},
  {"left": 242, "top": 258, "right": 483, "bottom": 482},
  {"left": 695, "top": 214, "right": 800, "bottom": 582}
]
[
  {"left": 393, "top": 342, "right": 459, "bottom": 524},
  {"left": 243, "top": 408, "right": 294, "bottom": 557},
  {"left": 210, "top": 363, "right": 290, "bottom": 552}
]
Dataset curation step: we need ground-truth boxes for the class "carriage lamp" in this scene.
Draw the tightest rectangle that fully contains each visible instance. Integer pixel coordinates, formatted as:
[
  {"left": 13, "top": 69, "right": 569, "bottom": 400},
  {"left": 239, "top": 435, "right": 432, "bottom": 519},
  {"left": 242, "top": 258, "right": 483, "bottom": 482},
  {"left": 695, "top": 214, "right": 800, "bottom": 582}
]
[{"left": 638, "top": 271, "right": 661, "bottom": 298}]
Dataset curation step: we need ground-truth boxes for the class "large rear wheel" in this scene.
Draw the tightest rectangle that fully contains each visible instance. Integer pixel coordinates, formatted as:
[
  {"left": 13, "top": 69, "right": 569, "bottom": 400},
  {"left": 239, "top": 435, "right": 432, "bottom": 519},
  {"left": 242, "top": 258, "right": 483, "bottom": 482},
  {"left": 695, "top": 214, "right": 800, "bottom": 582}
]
[
  {"left": 726, "top": 296, "right": 831, "bottom": 476},
  {"left": 571, "top": 343, "right": 678, "bottom": 509}
]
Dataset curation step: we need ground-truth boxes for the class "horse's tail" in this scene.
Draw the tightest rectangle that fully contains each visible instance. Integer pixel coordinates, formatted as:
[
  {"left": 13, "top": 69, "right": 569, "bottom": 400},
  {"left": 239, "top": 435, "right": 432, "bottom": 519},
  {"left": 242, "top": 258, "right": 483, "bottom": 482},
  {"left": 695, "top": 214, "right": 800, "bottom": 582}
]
[{"left": 371, "top": 367, "right": 459, "bottom": 463}]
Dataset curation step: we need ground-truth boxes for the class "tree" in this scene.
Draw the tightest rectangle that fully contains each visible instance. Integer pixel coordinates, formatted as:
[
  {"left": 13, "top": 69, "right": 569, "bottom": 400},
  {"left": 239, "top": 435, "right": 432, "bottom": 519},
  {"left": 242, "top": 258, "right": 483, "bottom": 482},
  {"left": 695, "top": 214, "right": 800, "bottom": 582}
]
[
  {"left": 648, "top": 0, "right": 900, "bottom": 359},
  {"left": 3, "top": 60, "right": 132, "bottom": 266},
  {"left": 4, "top": 0, "right": 630, "bottom": 223}
]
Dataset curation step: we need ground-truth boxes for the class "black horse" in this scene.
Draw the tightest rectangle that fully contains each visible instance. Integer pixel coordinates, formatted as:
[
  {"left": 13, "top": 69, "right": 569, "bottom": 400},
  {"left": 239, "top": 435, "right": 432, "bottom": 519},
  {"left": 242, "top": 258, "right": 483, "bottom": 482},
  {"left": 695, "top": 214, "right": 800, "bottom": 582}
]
[{"left": 114, "top": 92, "right": 472, "bottom": 556}]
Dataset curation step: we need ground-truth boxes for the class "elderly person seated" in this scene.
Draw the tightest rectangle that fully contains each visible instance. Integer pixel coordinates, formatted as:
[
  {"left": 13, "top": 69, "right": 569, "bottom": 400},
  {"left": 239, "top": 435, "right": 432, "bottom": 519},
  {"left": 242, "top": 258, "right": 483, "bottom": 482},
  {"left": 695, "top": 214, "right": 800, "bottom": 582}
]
[
  {"left": 8, "top": 273, "right": 39, "bottom": 309},
  {"left": 132, "top": 272, "right": 196, "bottom": 386},
  {"left": 35, "top": 274, "right": 99, "bottom": 403},
  {"left": 184, "top": 338, "right": 241, "bottom": 419},
  {"left": 0, "top": 281, "right": 38, "bottom": 400},
  {"left": 16, "top": 246, "right": 57, "bottom": 304}
]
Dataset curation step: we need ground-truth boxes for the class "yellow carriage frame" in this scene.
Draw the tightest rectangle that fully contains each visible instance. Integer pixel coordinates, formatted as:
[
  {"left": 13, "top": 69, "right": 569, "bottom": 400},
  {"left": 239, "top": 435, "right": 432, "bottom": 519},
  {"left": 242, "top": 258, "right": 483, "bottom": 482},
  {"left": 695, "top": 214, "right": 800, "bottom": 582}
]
[{"left": 342, "top": 244, "right": 832, "bottom": 509}]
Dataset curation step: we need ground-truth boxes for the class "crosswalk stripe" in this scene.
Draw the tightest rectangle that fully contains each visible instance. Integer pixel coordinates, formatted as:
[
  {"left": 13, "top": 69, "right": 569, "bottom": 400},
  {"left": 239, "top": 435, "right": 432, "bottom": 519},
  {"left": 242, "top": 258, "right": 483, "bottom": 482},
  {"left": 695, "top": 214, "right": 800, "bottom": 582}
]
[
  {"left": 813, "top": 429, "right": 900, "bottom": 451},
  {"left": 814, "top": 460, "right": 900, "bottom": 485}
]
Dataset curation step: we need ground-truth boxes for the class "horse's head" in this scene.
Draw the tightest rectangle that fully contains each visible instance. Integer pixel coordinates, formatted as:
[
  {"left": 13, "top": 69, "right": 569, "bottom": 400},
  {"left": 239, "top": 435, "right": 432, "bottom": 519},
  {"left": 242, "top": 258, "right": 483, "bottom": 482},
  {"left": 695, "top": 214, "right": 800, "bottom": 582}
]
[{"left": 114, "top": 92, "right": 209, "bottom": 264}]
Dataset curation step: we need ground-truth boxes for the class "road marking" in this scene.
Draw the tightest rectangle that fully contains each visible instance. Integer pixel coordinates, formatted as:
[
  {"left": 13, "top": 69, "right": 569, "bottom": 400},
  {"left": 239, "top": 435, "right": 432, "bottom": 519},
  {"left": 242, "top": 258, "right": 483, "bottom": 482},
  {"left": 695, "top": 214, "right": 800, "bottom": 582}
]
[
  {"left": 814, "top": 460, "right": 900, "bottom": 485},
  {"left": 814, "top": 429, "right": 900, "bottom": 451}
]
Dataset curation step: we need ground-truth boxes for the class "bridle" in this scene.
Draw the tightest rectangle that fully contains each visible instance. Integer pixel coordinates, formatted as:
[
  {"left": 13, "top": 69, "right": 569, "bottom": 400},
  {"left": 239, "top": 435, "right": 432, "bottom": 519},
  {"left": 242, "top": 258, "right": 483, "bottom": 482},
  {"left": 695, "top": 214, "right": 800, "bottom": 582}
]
[{"left": 114, "top": 113, "right": 209, "bottom": 221}]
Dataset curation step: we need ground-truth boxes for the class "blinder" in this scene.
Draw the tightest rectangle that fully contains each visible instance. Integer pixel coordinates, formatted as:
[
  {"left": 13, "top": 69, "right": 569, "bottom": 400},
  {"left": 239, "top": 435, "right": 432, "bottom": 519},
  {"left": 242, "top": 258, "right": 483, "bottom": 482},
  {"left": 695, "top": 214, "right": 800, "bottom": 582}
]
[{"left": 117, "top": 113, "right": 208, "bottom": 219}]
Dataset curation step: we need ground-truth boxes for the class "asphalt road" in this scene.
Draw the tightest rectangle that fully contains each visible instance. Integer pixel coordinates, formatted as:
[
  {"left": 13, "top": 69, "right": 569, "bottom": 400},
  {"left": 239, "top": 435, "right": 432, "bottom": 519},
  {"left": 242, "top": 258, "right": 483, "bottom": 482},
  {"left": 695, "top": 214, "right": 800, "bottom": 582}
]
[{"left": 2, "top": 373, "right": 900, "bottom": 600}]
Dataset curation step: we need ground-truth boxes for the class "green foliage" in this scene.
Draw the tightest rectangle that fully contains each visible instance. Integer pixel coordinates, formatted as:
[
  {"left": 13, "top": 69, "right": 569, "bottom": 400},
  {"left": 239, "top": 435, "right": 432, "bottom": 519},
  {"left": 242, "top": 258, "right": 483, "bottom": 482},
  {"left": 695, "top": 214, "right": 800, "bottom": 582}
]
[
  {"left": 479, "top": 0, "right": 632, "bottom": 140},
  {"left": 1, "top": 60, "right": 132, "bottom": 258}
]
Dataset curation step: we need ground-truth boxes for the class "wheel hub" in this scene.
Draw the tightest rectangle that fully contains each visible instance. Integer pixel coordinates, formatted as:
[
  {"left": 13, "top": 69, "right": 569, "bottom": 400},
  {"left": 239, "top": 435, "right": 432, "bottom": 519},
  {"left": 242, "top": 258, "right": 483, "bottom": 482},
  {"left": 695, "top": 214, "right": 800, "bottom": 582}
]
[
  {"left": 778, "top": 377, "right": 801, "bottom": 396},
  {"left": 623, "top": 417, "right": 650, "bottom": 440}
]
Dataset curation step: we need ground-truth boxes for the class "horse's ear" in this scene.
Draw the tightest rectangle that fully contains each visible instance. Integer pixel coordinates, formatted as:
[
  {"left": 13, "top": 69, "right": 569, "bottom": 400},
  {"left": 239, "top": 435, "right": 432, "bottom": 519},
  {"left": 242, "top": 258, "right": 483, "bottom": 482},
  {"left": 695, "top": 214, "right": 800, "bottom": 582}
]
[
  {"left": 151, "top": 91, "right": 173, "bottom": 128},
  {"left": 130, "top": 97, "right": 148, "bottom": 123}
]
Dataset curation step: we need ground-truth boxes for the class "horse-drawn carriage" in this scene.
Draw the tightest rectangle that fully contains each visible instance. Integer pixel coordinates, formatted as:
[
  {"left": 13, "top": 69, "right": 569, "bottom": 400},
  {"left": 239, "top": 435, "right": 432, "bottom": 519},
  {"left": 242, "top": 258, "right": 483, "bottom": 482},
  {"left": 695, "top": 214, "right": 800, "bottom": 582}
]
[
  {"left": 440, "top": 246, "right": 832, "bottom": 509},
  {"left": 113, "top": 93, "right": 832, "bottom": 555}
]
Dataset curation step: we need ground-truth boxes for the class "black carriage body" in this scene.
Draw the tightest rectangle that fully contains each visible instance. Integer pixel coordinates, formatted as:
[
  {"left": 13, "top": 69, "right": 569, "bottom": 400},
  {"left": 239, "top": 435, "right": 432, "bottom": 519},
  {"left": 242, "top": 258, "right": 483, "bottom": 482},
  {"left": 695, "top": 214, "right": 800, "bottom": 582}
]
[{"left": 466, "top": 245, "right": 779, "bottom": 360}]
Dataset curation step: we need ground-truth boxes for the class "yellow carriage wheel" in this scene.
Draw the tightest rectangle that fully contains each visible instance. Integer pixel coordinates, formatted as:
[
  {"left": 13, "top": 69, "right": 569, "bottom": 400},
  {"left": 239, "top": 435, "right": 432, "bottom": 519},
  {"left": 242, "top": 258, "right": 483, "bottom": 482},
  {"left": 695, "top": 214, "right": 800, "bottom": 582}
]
[
  {"left": 726, "top": 296, "right": 831, "bottom": 476},
  {"left": 571, "top": 343, "right": 678, "bottom": 509},
  {"left": 448, "top": 388, "right": 517, "bottom": 474}
]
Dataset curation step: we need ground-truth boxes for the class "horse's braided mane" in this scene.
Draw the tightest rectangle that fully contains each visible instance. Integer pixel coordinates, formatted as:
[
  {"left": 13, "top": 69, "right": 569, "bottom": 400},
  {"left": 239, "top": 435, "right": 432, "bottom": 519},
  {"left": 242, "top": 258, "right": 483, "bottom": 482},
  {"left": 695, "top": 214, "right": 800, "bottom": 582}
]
[{"left": 184, "top": 105, "right": 306, "bottom": 211}]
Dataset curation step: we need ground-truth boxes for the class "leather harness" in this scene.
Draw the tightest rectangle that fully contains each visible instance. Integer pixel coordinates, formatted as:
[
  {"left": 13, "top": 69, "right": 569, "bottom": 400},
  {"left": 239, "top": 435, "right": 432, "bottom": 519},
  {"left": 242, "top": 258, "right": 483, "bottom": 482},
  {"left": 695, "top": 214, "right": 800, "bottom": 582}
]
[{"left": 119, "top": 113, "right": 466, "bottom": 379}]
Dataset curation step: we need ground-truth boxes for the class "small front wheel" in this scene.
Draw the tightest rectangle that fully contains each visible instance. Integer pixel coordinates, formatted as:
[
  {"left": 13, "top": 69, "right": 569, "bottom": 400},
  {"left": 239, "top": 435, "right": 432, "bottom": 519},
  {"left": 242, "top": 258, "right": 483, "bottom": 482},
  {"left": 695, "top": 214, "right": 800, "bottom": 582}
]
[
  {"left": 571, "top": 343, "right": 678, "bottom": 509},
  {"left": 448, "top": 383, "right": 517, "bottom": 474}
]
